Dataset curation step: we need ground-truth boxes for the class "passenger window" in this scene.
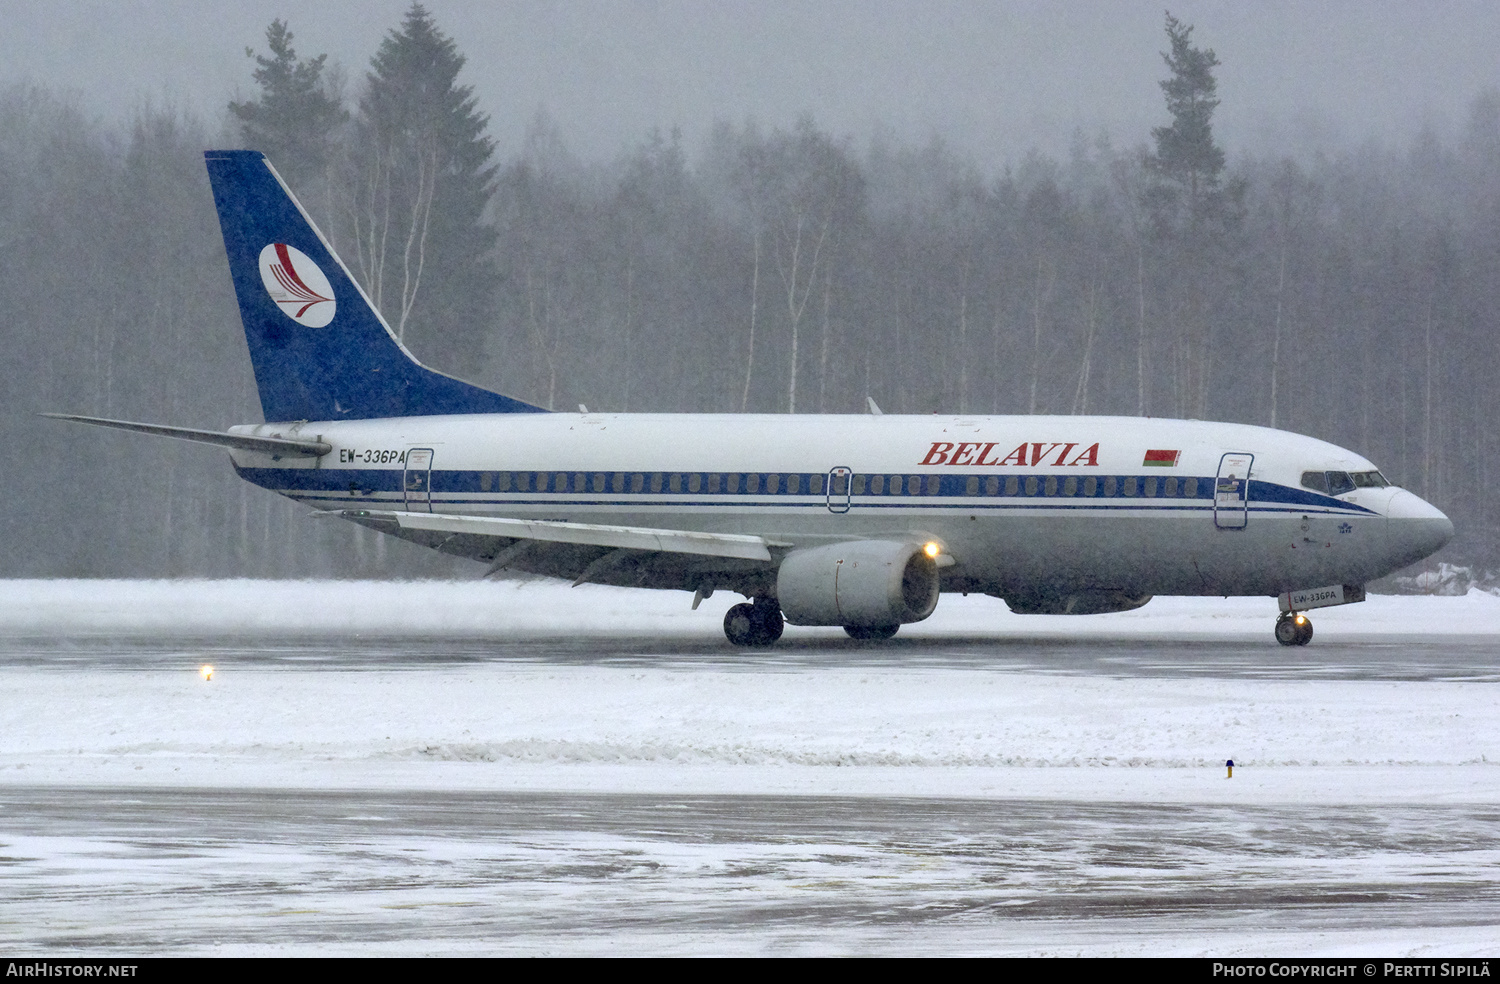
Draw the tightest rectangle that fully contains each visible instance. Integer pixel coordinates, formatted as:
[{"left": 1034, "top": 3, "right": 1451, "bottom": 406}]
[
  {"left": 498, "top": 472, "right": 512, "bottom": 492},
  {"left": 1122, "top": 477, "right": 1137, "bottom": 497},
  {"left": 1063, "top": 476, "right": 1077, "bottom": 496},
  {"left": 480, "top": 472, "right": 492, "bottom": 492},
  {"left": 1144, "top": 477, "right": 1158, "bottom": 498},
  {"left": 1044, "top": 476, "right": 1057, "bottom": 496},
  {"left": 1164, "top": 476, "right": 1177, "bottom": 497},
  {"left": 1301, "top": 471, "right": 1329, "bottom": 494},
  {"left": 631, "top": 473, "right": 645, "bottom": 493},
  {"left": 512, "top": 472, "right": 527, "bottom": 492},
  {"left": 535, "top": 472, "right": 549, "bottom": 491},
  {"left": 611, "top": 473, "right": 625, "bottom": 493},
  {"left": 1326, "top": 471, "right": 1355, "bottom": 496},
  {"left": 1025, "top": 476, "right": 1038, "bottom": 496},
  {"left": 592, "top": 473, "right": 606, "bottom": 493},
  {"left": 1104, "top": 476, "right": 1117, "bottom": 496},
  {"left": 669, "top": 473, "right": 683, "bottom": 493},
  {"left": 787, "top": 475, "right": 801, "bottom": 494},
  {"left": 966, "top": 475, "right": 979, "bottom": 496},
  {"left": 1084, "top": 476, "right": 1097, "bottom": 496},
  {"left": 686, "top": 473, "right": 700, "bottom": 493},
  {"left": 907, "top": 475, "right": 922, "bottom": 496},
  {"left": 868, "top": 475, "right": 883, "bottom": 495},
  {"left": 649, "top": 473, "right": 664, "bottom": 493},
  {"left": 1183, "top": 477, "right": 1197, "bottom": 498},
  {"left": 985, "top": 476, "right": 999, "bottom": 495},
  {"left": 1005, "top": 476, "right": 1019, "bottom": 496},
  {"left": 766, "top": 474, "right": 780, "bottom": 494},
  {"left": 851, "top": 474, "right": 866, "bottom": 495}
]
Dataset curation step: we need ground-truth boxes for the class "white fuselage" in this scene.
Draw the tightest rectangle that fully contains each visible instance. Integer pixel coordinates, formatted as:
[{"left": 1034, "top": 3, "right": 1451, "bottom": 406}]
[{"left": 227, "top": 412, "right": 1452, "bottom": 603}]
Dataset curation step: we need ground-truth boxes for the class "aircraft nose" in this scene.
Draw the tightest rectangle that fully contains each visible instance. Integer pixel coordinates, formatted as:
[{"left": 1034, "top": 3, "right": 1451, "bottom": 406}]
[{"left": 1386, "top": 490, "right": 1454, "bottom": 564}]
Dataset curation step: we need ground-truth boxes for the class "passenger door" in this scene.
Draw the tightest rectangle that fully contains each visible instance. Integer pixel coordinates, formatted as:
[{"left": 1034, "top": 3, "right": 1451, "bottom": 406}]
[{"left": 1214, "top": 452, "right": 1253, "bottom": 529}]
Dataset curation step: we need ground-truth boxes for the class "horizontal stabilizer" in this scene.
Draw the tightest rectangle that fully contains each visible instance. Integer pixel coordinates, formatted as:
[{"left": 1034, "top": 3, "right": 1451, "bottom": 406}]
[
  {"left": 339, "top": 510, "right": 782, "bottom": 562},
  {"left": 41, "top": 413, "right": 331, "bottom": 457}
]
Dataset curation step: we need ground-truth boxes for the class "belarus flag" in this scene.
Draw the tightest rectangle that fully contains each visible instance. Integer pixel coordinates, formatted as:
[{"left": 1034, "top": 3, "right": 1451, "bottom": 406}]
[{"left": 1143, "top": 449, "right": 1180, "bottom": 467}]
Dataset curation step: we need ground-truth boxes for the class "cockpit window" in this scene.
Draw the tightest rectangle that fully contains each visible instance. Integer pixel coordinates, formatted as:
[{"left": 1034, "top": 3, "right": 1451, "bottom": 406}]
[
  {"left": 1325, "top": 471, "right": 1356, "bottom": 496},
  {"left": 1304, "top": 470, "right": 1370, "bottom": 495}
]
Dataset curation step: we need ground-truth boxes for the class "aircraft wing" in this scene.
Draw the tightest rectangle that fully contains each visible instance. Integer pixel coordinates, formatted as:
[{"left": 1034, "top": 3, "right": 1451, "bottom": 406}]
[{"left": 336, "top": 510, "right": 784, "bottom": 562}]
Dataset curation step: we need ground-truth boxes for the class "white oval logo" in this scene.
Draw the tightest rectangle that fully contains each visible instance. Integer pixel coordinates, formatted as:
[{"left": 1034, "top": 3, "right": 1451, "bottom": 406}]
[{"left": 258, "top": 243, "right": 336, "bottom": 327}]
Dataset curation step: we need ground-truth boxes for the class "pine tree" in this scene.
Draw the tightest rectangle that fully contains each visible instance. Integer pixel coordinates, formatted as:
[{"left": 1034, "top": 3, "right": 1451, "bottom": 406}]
[
  {"left": 1142, "top": 12, "right": 1243, "bottom": 419},
  {"left": 346, "top": 3, "right": 497, "bottom": 373},
  {"left": 228, "top": 20, "right": 346, "bottom": 187},
  {"left": 1145, "top": 13, "right": 1230, "bottom": 234}
]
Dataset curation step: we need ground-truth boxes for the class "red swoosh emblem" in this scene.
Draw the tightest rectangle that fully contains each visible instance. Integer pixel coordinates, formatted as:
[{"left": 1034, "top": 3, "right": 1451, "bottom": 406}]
[{"left": 272, "top": 243, "right": 332, "bottom": 318}]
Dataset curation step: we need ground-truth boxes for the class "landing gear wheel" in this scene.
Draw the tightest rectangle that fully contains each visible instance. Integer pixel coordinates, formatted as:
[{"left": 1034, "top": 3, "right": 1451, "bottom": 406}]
[
  {"left": 724, "top": 604, "right": 756, "bottom": 646},
  {"left": 1275, "top": 612, "right": 1314, "bottom": 646},
  {"left": 750, "top": 599, "right": 784, "bottom": 644},
  {"left": 724, "top": 600, "right": 785, "bottom": 646},
  {"left": 844, "top": 624, "right": 900, "bottom": 640}
]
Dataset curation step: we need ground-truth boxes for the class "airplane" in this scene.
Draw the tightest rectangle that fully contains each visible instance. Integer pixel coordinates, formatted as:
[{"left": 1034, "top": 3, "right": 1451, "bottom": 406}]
[{"left": 45, "top": 150, "right": 1454, "bottom": 647}]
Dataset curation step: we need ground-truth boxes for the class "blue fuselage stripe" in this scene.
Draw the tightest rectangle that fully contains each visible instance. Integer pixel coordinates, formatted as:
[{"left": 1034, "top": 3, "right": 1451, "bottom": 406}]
[{"left": 234, "top": 466, "right": 1377, "bottom": 516}]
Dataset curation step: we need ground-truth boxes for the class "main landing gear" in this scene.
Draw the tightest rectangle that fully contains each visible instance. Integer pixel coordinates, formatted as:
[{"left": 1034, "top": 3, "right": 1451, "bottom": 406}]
[
  {"left": 1275, "top": 611, "right": 1314, "bottom": 646},
  {"left": 724, "top": 598, "right": 785, "bottom": 647}
]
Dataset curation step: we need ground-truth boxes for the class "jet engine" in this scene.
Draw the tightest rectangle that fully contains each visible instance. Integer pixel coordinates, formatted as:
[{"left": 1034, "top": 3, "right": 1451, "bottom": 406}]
[{"left": 776, "top": 540, "right": 940, "bottom": 628}]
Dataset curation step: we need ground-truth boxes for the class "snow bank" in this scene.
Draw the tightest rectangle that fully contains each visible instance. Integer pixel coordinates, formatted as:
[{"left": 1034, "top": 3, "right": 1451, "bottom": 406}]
[{"left": 2, "top": 578, "right": 1498, "bottom": 639}]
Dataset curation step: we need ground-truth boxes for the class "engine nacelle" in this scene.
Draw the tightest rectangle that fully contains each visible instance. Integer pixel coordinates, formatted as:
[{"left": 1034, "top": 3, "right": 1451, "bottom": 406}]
[{"left": 776, "top": 540, "right": 940, "bottom": 628}]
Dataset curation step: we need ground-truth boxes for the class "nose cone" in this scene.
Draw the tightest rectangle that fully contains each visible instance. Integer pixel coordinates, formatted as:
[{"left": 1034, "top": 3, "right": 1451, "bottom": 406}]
[{"left": 1386, "top": 491, "right": 1454, "bottom": 567}]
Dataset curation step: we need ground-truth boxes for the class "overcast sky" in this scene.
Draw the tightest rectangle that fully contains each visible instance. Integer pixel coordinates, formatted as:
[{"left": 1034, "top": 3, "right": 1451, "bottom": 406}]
[{"left": 3, "top": 0, "right": 1497, "bottom": 167}]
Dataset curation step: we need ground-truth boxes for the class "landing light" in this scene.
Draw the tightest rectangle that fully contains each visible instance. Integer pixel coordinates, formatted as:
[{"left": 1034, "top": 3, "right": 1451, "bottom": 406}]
[
  {"left": 200, "top": 664, "right": 215, "bottom": 682},
  {"left": 924, "top": 542, "right": 941, "bottom": 559}
]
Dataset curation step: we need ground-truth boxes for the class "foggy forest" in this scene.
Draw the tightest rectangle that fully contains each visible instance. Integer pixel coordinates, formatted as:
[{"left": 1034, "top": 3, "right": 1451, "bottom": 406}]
[{"left": 3, "top": 5, "right": 1496, "bottom": 581}]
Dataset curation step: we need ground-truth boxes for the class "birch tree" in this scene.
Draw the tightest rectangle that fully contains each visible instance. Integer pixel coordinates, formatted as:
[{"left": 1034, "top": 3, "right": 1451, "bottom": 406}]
[{"left": 344, "top": 3, "right": 497, "bottom": 372}]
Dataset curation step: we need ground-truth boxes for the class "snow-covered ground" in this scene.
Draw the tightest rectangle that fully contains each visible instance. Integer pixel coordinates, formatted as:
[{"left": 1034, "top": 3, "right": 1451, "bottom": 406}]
[
  {"left": 0, "top": 579, "right": 1496, "bottom": 802},
  {"left": 3, "top": 576, "right": 1497, "bottom": 639}
]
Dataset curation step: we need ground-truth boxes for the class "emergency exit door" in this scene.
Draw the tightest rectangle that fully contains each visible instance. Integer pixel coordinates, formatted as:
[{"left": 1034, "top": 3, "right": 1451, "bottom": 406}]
[{"left": 826, "top": 466, "right": 852, "bottom": 513}]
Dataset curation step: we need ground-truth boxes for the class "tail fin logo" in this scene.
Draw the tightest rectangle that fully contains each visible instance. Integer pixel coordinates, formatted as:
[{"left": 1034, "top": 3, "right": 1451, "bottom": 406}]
[{"left": 257, "top": 243, "right": 336, "bottom": 327}]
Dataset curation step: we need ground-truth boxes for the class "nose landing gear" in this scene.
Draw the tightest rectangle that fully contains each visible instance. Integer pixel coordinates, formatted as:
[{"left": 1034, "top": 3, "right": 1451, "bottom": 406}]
[
  {"left": 724, "top": 598, "right": 785, "bottom": 647},
  {"left": 1275, "top": 611, "right": 1313, "bottom": 646}
]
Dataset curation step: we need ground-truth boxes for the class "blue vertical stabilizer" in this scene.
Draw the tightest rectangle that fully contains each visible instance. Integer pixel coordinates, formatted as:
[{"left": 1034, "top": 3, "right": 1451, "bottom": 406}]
[{"left": 204, "top": 150, "right": 544, "bottom": 422}]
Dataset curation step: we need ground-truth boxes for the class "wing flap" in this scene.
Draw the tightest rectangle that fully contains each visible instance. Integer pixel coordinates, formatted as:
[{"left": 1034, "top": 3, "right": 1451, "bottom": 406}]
[{"left": 341, "top": 510, "right": 779, "bottom": 562}]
